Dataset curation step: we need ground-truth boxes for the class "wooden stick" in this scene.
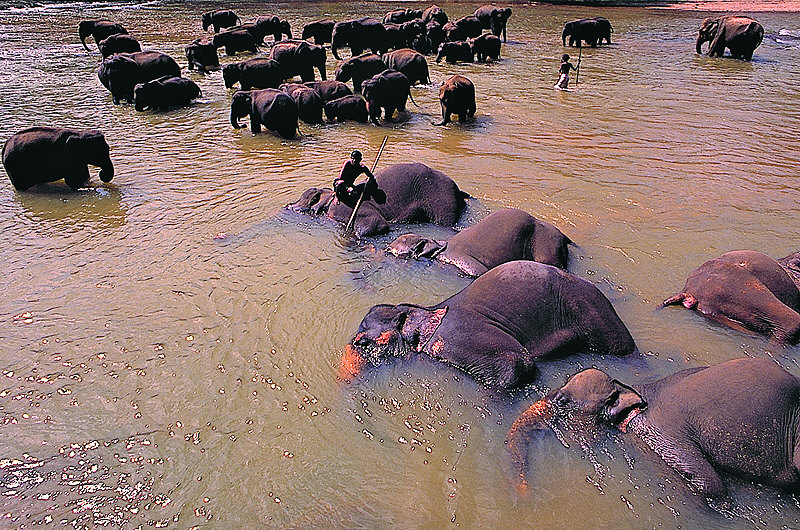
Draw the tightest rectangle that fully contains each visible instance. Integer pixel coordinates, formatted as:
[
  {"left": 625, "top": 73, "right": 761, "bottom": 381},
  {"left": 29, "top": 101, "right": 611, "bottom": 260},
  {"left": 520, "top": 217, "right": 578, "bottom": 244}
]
[
  {"left": 344, "top": 136, "right": 388, "bottom": 234},
  {"left": 575, "top": 43, "right": 582, "bottom": 86}
]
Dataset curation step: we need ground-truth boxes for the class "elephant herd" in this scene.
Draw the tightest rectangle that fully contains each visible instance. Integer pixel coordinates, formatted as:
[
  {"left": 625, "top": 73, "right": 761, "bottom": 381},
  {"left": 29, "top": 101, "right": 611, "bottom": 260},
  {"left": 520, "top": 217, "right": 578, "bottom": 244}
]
[{"left": 0, "top": 4, "right": 784, "bottom": 510}]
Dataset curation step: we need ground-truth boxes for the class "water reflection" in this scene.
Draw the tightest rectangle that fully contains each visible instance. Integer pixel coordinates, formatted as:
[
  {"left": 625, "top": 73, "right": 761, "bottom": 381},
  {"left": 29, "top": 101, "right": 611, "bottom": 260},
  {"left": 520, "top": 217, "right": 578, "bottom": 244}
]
[{"left": 15, "top": 184, "right": 126, "bottom": 233}]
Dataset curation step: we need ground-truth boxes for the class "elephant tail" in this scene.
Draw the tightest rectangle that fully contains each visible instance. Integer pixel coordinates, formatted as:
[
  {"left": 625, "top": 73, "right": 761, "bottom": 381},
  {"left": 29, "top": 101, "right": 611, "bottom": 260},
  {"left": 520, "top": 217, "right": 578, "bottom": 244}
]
[
  {"left": 661, "top": 292, "right": 686, "bottom": 308},
  {"left": 408, "top": 88, "right": 420, "bottom": 108}
]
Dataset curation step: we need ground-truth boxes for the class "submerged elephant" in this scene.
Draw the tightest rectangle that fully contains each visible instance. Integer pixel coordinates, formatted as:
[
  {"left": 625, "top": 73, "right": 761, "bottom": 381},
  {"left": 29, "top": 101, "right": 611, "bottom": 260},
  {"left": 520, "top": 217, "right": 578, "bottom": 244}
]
[
  {"left": 133, "top": 76, "right": 201, "bottom": 112},
  {"left": 435, "top": 74, "right": 475, "bottom": 126},
  {"left": 562, "top": 17, "right": 612, "bottom": 47},
  {"left": 97, "top": 51, "right": 181, "bottom": 104},
  {"left": 507, "top": 358, "right": 800, "bottom": 500},
  {"left": 3, "top": 127, "right": 114, "bottom": 190},
  {"left": 387, "top": 209, "right": 571, "bottom": 276},
  {"left": 696, "top": 15, "right": 763, "bottom": 60},
  {"left": 436, "top": 41, "right": 473, "bottom": 64},
  {"left": 324, "top": 94, "right": 368, "bottom": 123},
  {"left": 280, "top": 84, "right": 324, "bottom": 124},
  {"left": 79, "top": 20, "right": 127, "bottom": 51},
  {"left": 470, "top": 33, "right": 501, "bottom": 62},
  {"left": 474, "top": 5, "right": 512, "bottom": 42},
  {"left": 201, "top": 9, "right": 241, "bottom": 33},
  {"left": 662, "top": 250, "right": 800, "bottom": 344},
  {"left": 341, "top": 260, "right": 635, "bottom": 389},
  {"left": 287, "top": 162, "right": 469, "bottom": 237},
  {"left": 230, "top": 89, "right": 298, "bottom": 139}
]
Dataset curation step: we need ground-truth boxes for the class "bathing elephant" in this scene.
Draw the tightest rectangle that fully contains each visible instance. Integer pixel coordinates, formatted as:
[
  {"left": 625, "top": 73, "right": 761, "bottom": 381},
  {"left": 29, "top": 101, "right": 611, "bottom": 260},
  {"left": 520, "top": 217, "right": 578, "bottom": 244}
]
[
  {"left": 280, "top": 84, "right": 324, "bottom": 124},
  {"left": 562, "top": 17, "right": 612, "bottom": 47},
  {"left": 361, "top": 69, "right": 413, "bottom": 124},
  {"left": 342, "top": 260, "right": 635, "bottom": 389},
  {"left": 230, "top": 89, "right": 299, "bottom": 139},
  {"left": 507, "top": 358, "right": 800, "bottom": 500},
  {"left": 133, "top": 75, "right": 201, "bottom": 112},
  {"left": 436, "top": 41, "right": 474, "bottom": 64},
  {"left": 201, "top": 9, "right": 241, "bottom": 33},
  {"left": 331, "top": 17, "right": 388, "bottom": 60},
  {"left": 3, "top": 127, "right": 114, "bottom": 190},
  {"left": 251, "top": 15, "right": 292, "bottom": 43},
  {"left": 696, "top": 15, "right": 764, "bottom": 60},
  {"left": 97, "top": 51, "right": 181, "bottom": 104},
  {"left": 223, "top": 57, "right": 283, "bottom": 90},
  {"left": 270, "top": 40, "right": 327, "bottom": 82},
  {"left": 662, "top": 250, "right": 800, "bottom": 344},
  {"left": 434, "top": 74, "right": 475, "bottom": 126},
  {"left": 98, "top": 34, "right": 141, "bottom": 59},
  {"left": 301, "top": 19, "right": 335, "bottom": 45},
  {"left": 287, "top": 162, "right": 469, "bottom": 237},
  {"left": 304, "top": 80, "right": 353, "bottom": 103},
  {"left": 324, "top": 95, "right": 368, "bottom": 123},
  {"left": 383, "top": 8, "right": 423, "bottom": 25},
  {"left": 443, "top": 15, "right": 483, "bottom": 42},
  {"left": 474, "top": 5, "right": 512, "bottom": 42},
  {"left": 79, "top": 20, "right": 128, "bottom": 51},
  {"left": 387, "top": 209, "right": 571, "bottom": 276},
  {"left": 470, "top": 33, "right": 501, "bottom": 62},
  {"left": 381, "top": 48, "right": 430, "bottom": 85},
  {"left": 212, "top": 28, "right": 258, "bottom": 56},
  {"left": 335, "top": 53, "right": 387, "bottom": 92},
  {"left": 422, "top": 5, "right": 449, "bottom": 26},
  {"left": 185, "top": 38, "right": 219, "bottom": 73}
]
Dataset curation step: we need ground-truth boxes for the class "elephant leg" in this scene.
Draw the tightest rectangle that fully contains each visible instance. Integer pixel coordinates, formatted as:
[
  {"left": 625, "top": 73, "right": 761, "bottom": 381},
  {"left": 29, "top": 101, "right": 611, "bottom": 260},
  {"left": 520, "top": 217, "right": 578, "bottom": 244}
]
[
  {"left": 651, "top": 439, "right": 727, "bottom": 500},
  {"left": 65, "top": 165, "right": 90, "bottom": 189},
  {"left": 250, "top": 113, "right": 262, "bottom": 133},
  {"left": 226, "top": 46, "right": 235, "bottom": 56}
]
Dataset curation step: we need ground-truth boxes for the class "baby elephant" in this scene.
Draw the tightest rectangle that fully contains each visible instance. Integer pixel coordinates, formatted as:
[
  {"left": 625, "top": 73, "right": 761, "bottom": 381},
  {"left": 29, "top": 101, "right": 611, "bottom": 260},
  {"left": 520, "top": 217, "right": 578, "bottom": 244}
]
[
  {"left": 98, "top": 34, "right": 141, "bottom": 59},
  {"left": 507, "top": 358, "right": 800, "bottom": 501},
  {"left": 324, "top": 95, "right": 368, "bottom": 123},
  {"left": 134, "top": 76, "right": 201, "bottom": 111},
  {"left": 186, "top": 38, "right": 219, "bottom": 73},
  {"left": 3, "top": 127, "right": 114, "bottom": 190},
  {"left": 387, "top": 208, "right": 571, "bottom": 276},
  {"left": 436, "top": 41, "right": 473, "bottom": 63},
  {"left": 435, "top": 74, "right": 475, "bottom": 126}
]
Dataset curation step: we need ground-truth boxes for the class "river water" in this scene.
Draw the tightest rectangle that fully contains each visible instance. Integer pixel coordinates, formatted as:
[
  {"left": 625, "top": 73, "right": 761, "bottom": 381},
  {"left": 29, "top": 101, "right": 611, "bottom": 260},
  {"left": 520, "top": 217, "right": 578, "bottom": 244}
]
[{"left": 0, "top": 1, "right": 799, "bottom": 528}]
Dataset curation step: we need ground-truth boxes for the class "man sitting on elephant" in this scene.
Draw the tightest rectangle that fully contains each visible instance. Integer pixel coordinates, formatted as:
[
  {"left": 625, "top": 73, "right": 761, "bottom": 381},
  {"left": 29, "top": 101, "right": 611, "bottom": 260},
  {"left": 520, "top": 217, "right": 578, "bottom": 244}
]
[{"left": 333, "top": 150, "right": 385, "bottom": 208}]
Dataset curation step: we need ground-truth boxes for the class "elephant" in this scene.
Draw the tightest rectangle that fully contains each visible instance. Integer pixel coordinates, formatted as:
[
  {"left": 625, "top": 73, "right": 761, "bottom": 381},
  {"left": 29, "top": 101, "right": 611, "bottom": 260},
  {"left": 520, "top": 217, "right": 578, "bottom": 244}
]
[
  {"left": 436, "top": 41, "right": 473, "bottom": 64},
  {"left": 133, "top": 75, "right": 201, "bottom": 112},
  {"left": 435, "top": 74, "right": 475, "bottom": 126},
  {"left": 383, "top": 8, "right": 423, "bottom": 25},
  {"left": 280, "top": 84, "right": 324, "bottom": 124},
  {"left": 387, "top": 209, "right": 571, "bottom": 276},
  {"left": 341, "top": 260, "right": 635, "bottom": 389},
  {"left": 303, "top": 80, "right": 353, "bottom": 103},
  {"left": 201, "top": 10, "right": 241, "bottom": 33},
  {"left": 287, "top": 162, "right": 469, "bottom": 237},
  {"left": 443, "top": 15, "right": 483, "bottom": 42},
  {"left": 662, "top": 250, "right": 800, "bottom": 344},
  {"left": 301, "top": 19, "right": 335, "bottom": 45},
  {"left": 334, "top": 53, "right": 386, "bottom": 93},
  {"left": 474, "top": 5, "right": 512, "bottom": 42},
  {"left": 323, "top": 95, "right": 368, "bottom": 123},
  {"left": 470, "top": 33, "right": 501, "bottom": 62},
  {"left": 3, "top": 127, "right": 114, "bottom": 191},
  {"left": 422, "top": 20, "right": 447, "bottom": 55},
  {"left": 696, "top": 16, "right": 764, "bottom": 60},
  {"left": 212, "top": 28, "right": 258, "bottom": 56},
  {"left": 361, "top": 69, "right": 413, "bottom": 124},
  {"left": 331, "top": 17, "right": 388, "bottom": 60},
  {"left": 562, "top": 17, "right": 613, "bottom": 47},
  {"left": 185, "top": 38, "right": 219, "bottom": 73},
  {"left": 422, "top": 5, "right": 448, "bottom": 26},
  {"left": 222, "top": 58, "right": 283, "bottom": 90},
  {"left": 381, "top": 48, "right": 429, "bottom": 85},
  {"left": 507, "top": 358, "right": 800, "bottom": 501},
  {"left": 777, "top": 251, "right": 800, "bottom": 290},
  {"left": 251, "top": 15, "right": 292, "bottom": 43},
  {"left": 230, "top": 89, "right": 299, "bottom": 139},
  {"left": 98, "top": 34, "right": 141, "bottom": 59},
  {"left": 97, "top": 51, "right": 181, "bottom": 104},
  {"left": 79, "top": 20, "right": 127, "bottom": 51},
  {"left": 270, "top": 40, "right": 327, "bottom": 82}
]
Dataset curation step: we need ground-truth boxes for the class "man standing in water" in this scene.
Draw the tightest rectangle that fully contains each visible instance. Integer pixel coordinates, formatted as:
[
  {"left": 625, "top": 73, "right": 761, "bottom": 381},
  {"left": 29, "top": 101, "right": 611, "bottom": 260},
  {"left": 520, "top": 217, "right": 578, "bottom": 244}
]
[
  {"left": 333, "top": 149, "right": 385, "bottom": 208},
  {"left": 555, "top": 53, "right": 577, "bottom": 90}
]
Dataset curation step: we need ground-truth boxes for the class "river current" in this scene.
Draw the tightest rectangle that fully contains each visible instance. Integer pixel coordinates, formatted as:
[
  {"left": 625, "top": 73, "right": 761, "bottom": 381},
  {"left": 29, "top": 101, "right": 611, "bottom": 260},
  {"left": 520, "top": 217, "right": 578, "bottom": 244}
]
[{"left": 0, "top": 1, "right": 799, "bottom": 528}]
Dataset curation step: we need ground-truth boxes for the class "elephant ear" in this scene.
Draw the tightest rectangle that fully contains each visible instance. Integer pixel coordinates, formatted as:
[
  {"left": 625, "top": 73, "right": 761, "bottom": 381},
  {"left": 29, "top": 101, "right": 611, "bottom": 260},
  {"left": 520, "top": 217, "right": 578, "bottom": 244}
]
[
  {"left": 415, "top": 238, "right": 446, "bottom": 259},
  {"left": 605, "top": 380, "right": 646, "bottom": 428}
]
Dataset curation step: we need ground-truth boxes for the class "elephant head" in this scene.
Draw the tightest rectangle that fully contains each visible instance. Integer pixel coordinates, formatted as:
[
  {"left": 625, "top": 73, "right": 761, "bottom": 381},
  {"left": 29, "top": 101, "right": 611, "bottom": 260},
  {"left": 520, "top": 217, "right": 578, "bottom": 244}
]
[
  {"left": 222, "top": 63, "right": 241, "bottom": 89},
  {"left": 506, "top": 369, "right": 645, "bottom": 491},
  {"left": 490, "top": 7, "right": 512, "bottom": 41},
  {"left": 97, "top": 55, "right": 138, "bottom": 103},
  {"left": 696, "top": 17, "right": 722, "bottom": 53},
  {"left": 330, "top": 20, "right": 354, "bottom": 60},
  {"left": 78, "top": 20, "right": 97, "bottom": 51},
  {"left": 67, "top": 130, "right": 114, "bottom": 183},
  {"left": 297, "top": 42, "right": 328, "bottom": 80},
  {"left": 387, "top": 234, "right": 446, "bottom": 260},
  {"left": 133, "top": 82, "right": 152, "bottom": 112},
  {"left": 201, "top": 12, "right": 214, "bottom": 32},
  {"left": 230, "top": 90, "right": 252, "bottom": 128},
  {"left": 340, "top": 304, "right": 448, "bottom": 380}
]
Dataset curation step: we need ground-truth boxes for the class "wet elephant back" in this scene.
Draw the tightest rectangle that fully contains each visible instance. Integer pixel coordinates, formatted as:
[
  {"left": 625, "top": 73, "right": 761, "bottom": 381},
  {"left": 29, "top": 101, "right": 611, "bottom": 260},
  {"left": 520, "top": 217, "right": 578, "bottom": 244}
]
[{"left": 703, "top": 251, "right": 800, "bottom": 311}]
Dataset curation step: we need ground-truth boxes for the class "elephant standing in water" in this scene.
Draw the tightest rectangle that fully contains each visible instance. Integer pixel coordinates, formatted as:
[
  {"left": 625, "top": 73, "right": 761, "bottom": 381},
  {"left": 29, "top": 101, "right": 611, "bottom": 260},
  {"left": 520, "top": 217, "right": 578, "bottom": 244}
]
[
  {"left": 562, "top": 17, "right": 612, "bottom": 47},
  {"left": 507, "top": 358, "right": 800, "bottom": 501},
  {"left": 331, "top": 17, "right": 388, "bottom": 60},
  {"left": 387, "top": 209, "right": 571, "bottom": 276},
  {"left": 696, "top": 15, "right": 763, "bottom": 60},
  {"left": 97, "top": 51, "right": 181, "bottom": 104},
  {"left": 474, "top": 5, "right": 512, "bottom": 42},
  {"left": 98, "top": 34, "right": 141, "bottom": 59},
  {"left": 79, "top": 20, "right": 128, "bottom": 51},
  {"left": 435, "top": 74, "right": 475, "bottom": 126},
  {"left": 3, "top": 127, "right": 114, "bottom": 190},
  {"left": 230, "top": 89, "right": 299, "bottom": 139},
  {"left": 201, "top": 9, "right": 241, "bottom": 33},
  {"left": 341, "top": 260, "right": 636, "bottom": 390},
  {"left": 662, "top": 250, "right": 800, "bottom": 344}
]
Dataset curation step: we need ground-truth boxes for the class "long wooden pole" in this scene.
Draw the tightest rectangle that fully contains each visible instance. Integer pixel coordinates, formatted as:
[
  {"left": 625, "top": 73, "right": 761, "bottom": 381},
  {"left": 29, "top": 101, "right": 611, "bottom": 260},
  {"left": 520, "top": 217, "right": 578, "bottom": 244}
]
[
  {"left": 575, "top": 43, "right": 582, "bottom": 86},
  {"left": 344, "top": 136, "right": 388, "bottom": 234}
]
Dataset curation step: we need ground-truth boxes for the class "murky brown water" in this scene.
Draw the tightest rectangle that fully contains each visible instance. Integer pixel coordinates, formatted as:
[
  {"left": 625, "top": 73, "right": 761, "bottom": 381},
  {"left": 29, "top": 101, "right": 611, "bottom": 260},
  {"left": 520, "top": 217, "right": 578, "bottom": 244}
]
[{"left": 0, "top": 1, "right": 799, "bottom": 528}]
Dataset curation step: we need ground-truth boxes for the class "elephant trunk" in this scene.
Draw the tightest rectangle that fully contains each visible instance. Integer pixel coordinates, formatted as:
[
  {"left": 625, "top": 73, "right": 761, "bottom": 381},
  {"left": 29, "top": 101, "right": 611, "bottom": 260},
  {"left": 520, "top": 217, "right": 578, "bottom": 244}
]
[
  {"left": 506, "top": 399, "right": 555, "bottom": 493},
  {"left": 696, "top": 35, "right": 705, "bottom": 54},
  {"left": 231, "top": 111, "right": 243, "bottom": 129},
  {"left": 339, "top": 343, "right": 367, "bottom": 381},
  {"left": 99, "top": 161, "right": 114, "bottom": 183},
  {"left": 81, "top": 36, "right": 91, "bottom": 52},
  {"left": 331, "top": 33, "right": 343, "bottom": 60}
]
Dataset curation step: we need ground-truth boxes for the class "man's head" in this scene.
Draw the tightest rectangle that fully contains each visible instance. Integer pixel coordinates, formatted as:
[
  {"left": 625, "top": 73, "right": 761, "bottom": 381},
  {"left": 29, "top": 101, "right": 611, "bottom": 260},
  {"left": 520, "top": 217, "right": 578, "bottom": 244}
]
[
  {"left": 351, "top": 150, "right": 362, "bottom": 162},
  {"left": 562, "top": 54, "right": 570, "bottom": 62}
]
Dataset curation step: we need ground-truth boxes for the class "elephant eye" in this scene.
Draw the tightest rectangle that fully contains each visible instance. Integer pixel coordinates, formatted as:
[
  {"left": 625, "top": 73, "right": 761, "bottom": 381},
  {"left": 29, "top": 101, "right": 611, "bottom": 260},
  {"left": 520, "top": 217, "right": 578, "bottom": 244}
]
[
  {"left": 554, "top": 392, "right": 570, "bottom": 406},
  {"left": 604, "top": 390, "right": 620, "bottom": 406},
  {"left": 355, "top": 336, "right": 371, "bottom": 348}
]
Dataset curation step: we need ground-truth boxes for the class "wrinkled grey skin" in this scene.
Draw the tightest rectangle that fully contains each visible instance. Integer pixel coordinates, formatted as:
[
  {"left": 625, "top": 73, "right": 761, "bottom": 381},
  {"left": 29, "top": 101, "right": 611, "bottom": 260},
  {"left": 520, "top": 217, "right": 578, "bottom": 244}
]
[
  {"left": 383, "top": 8, "right": 423, "bottom": 25},
  {"left": 663, "top": 250, "right": 800, "bottom": 344},
  {"left": 79, "top": 20, "right": 127, "bottom": 51},
  {"left": 251, "top": 15, "right": 292, "bottom": 43},
  {"left": 304, "top": 80, "right": 352, "bottom": 103},
  {"left": 287, "top": 162, "right": 469, "bottom": 237},
  {"left": 507, "top": 358, "right": 800, "bottom": 501},
  {"left": 97, "top": 51, "right": 181, "bottom": 104},
  {"left": 435, "top": 74, "right": 475, "bottom": 126},
  {"left": 442, "top": 15, "right": 482, "bottom": 42},
  {"left": 223, "top": 58, "right": 283, "bottom": 90},
  {"left": 436, "top": 41, "right": 473, "bottom": 64},
  {"left": 281, "top": 85, "right": 323, "bottom": 124},
  {"left": 133, "top": 75, "right": 201, "bottom": 112},
  {"left": 98, "top": 34, "right": 141, "bottom": 59},
  {"left": 323, "top": 95, "right": 368, "bottom": 123},
  {"left": 387, "top": 209, "right": 571, "bottom": 276},
  {"left": 470, "top": 33, "right": 501, "bottom": 62},
  {"left": 3, "top": 126, "right": 114, "bottom": 190},
  {"left": 343, "top": 260, "right": 635, "bottom": 390},
  {"left": 334, "top": 53, "right": 386, "bottom": 92},
  {"left": 230, "top": 89, "right": 299, "bottom": 139},
  {"left": 422, "top": 5, "right": 448, "bottom": 26},
  {"left": 696, "top": 15, "right": 763, "bottom": 60},
  {"left": 212, "top": 29, "right": 258, "bottom": 56}
]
